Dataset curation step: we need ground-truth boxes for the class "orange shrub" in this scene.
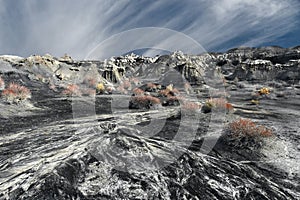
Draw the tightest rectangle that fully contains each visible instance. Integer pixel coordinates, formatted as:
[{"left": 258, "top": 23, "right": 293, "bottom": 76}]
[
  {"left": 228, "top": 118, "right": 273, "bottom": 138},
  {"left": 1, "top": 83, "right": 31, "bottom": 102},
  {"left": 62, "top": 84, "right": 82, "bottom": 96}
]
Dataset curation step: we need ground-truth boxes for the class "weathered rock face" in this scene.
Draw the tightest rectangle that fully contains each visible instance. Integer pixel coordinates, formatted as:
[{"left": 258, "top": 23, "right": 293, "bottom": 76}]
[
  {"left": 0, "top": 47, "right": 300, "bottom": 199},
  {"left": 214, "top": 47, "right": 300, "bottom": 83}
]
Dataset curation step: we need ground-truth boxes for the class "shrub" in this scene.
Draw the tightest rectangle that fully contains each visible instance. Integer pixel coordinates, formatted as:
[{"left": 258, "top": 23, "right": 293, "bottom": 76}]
[
  {"left": 258, "top": 87, "right": 270, "bottom": 95},
  {"left": 228, "top": 118, "right": 273, "bottom": 138},
  {"left": 96, "top": 83, "right": 105, "bottom": 94},
  {"left": 181, "top": 101, "right": 201, "bottom": 112},
  {"left": 0, "top": 77, "right": 5, "bottom": 90},
  {"left": 133, "top": 88, "right": 144, "bottom": 95},
  {"left": 205, "top": 98, "right": 233, "bottom": 111},
  {"left": 62, "top": 84, "right": 82, "bottom": 96},
  {"left": 1, "top": 83, "right": 31, "bottom": 102},
  {"left": 129, "top": 95, "right": 161, "bottom": 109}
]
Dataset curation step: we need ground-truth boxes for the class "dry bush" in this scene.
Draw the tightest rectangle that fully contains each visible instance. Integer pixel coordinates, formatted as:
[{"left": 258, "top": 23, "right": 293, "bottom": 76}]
[
  {"left": 62, "top": 84, "right": 82, "bottom": 96},
  {"left": 181, "top": 101, "right": 201, "bottom": 111},
  {"left": 96, "top": 83, "right": 105, "bottom": 94},
  {"left": 206, "top": 98, "right": 233, "bottom": 111},
  {"left": 130, "top": 95, "right": 161, "bottom": 109},
  {"left": 1, "top": 83, "right": 31, "bottom": 102},
  {"left": 133, "top": 88, "right": 144, "bottom": 95},
  {"left": 258, "top": 87, "right": 270, "bottom": 95},
  {"left": 228, "top": 118, "right": 273, "bottom": 138}
]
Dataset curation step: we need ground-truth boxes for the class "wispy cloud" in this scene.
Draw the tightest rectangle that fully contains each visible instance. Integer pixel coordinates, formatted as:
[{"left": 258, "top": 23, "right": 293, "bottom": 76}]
[{"left": 0, "top": 0, "right": 299, "bottom": 59}]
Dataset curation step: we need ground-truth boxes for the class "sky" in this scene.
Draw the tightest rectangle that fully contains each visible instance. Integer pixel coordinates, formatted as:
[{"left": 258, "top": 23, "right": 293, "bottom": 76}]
[{"left": 0, "top": 0, "right": 300, "bottom": 59}]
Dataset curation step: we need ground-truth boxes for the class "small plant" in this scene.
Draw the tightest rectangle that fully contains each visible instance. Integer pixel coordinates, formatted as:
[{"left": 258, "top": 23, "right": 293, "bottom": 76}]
[
  {"left": 1, "top": 82, "right": 31, "bottom": 103},
  {"left": 133, "top": 88, "right": 144, "bottom": 95},
  {"left": 62, "top": 84, "right": 82, "bottom": 96},
  {"left": 181, "top": 101, "right": 201, "bottom": 112},
  {"left": 0, "top": 77, "right": 5, "bottom": 90},
  {"left": 206, "top": 98, "right": 233, "bottom": 111},
  {"left": 96, "top": 83, "right": 105, "bottom": 94},
  {"left": 228, "top": 118, "right": 273, "bottom": 138},
  {"left": 130, "top": 95, "right": 161, "bottom": 109},
  {"left": 258, "top": 87, "right": 270, "bottom": 95}
]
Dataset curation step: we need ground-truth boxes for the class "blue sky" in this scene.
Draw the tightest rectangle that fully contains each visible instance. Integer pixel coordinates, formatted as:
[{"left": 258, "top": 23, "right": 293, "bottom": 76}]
[{"left": 0, "top": 0, "right": 300, "bottom": 59}]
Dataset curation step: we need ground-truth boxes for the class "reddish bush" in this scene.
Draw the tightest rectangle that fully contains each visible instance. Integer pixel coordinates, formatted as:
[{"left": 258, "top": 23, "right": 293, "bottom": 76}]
[
  {"left": 1, "top": 83, "right": 31, "bottom": 102},
  {"left": 147, "top": 96, "right": 161, "bottom": 105},
  {"left": 228, "top": 118, "right": 273, "bottom": 138},
  {"left": 133, "top": 88, "right": 144, "bottom": 95},
  {"left": 130, "top": 95, "right": 161, "bottom": 109},
  {"left": 206, "top": 98, "right": 233, "bottom": 111},
  {"left": 181, "top": 101, "right": 201, "bottom": 111},
  {"left": 62, "top": 84, "right": 82, "bottom": 96}
]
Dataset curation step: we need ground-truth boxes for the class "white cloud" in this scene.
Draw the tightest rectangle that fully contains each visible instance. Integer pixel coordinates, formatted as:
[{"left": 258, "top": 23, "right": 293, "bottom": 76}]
[{"left": 0, "top": 0, "right": 299, "bottom": 59}]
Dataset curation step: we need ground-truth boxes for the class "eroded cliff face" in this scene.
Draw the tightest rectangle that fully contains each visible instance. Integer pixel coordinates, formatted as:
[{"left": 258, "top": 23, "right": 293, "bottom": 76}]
[{"left": 0, "top": 47, "right": 299, "bottom": 199}]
